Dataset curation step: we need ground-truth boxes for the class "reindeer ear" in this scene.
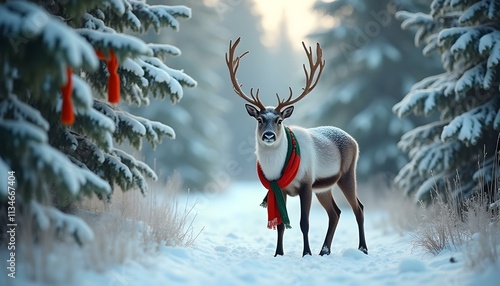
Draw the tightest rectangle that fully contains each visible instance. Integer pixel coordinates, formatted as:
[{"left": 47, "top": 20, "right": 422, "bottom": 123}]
[
  {"left": 281, "top": 106, "right": 294, "bottom": 119},
  {"left": 245, "top": 104, "right": 259, "bottom": 118}
]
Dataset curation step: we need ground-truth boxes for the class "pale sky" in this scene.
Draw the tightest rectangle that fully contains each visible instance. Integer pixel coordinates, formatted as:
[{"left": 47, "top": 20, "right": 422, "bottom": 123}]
[{"left": 252, "top": 0, "right": 320, "bottom": 49}]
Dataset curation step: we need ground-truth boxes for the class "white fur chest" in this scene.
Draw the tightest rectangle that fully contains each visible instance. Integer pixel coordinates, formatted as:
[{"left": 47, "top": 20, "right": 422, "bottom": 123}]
[{"left": 256, "top": 141, "right": 288, "bottom": 181}]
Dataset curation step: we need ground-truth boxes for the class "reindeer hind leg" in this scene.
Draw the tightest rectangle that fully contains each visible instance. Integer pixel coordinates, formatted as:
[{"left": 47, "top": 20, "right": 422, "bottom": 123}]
[
  {"left": 337, "top": 168, "right": 368, "bottom": 254},
  {"left": 315, "top": 190, "right": 341, "bottom": 255}
]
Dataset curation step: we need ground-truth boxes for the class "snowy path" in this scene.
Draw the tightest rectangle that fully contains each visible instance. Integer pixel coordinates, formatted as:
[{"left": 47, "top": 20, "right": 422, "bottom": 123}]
[{"left": 87, "top": 182, "right": 497, "bottom": 286}]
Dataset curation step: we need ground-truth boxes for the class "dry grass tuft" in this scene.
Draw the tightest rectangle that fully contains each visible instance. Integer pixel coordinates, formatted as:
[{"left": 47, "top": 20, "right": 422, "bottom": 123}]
[
  {"left": 462, "top": 197, "right": 500, "bottom": 270},
  {"left": 4, "top": 174, "right": 200, "bottom": 283},
  {"left": 409, "top": 170, "right": 499, "bottom": 271},
  {"left": 410, "top": 188, "right": 468, "bottom": 255},
  {"left": 375, "top": 163, "right": 499, "bottom": 272},
  {"left": 79, "top": 173, "right": 200, "bottom": 249}
]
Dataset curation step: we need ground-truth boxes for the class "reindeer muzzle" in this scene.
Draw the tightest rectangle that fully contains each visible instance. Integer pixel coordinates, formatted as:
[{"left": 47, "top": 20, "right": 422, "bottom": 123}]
[{"left": 262, "top": 131, "right": 276, "bottom": 144}]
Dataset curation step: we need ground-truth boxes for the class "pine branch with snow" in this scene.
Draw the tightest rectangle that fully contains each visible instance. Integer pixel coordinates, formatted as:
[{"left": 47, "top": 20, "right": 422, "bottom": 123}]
[
  {"left": 0, "top": 0, "right": 195, "bottom": 243},
  {"left": 394, "top": 0, "right": 500, "bottom": 203}
]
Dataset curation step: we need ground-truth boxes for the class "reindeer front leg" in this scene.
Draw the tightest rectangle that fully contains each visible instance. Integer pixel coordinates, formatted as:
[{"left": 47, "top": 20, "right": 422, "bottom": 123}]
[
  {"left": 275, "top": 223, "right": 285, "bottom": 256},
  {"left": 299, "top": 186, "right": 312, "bottom": 256},
  {"left": 274, "top": 193, "right": 287, "bottom": 256}
]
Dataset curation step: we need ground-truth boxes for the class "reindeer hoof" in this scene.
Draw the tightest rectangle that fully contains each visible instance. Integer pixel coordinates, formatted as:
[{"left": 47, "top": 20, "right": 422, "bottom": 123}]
[
  {"left": 359, "top": 246, "right": 368, "bottom": 255},
  {"left": 319, "top": 246, "right": 330, "bottom": 256},
  {"left": 274, "top": 249, "right": 284, "bottom": 257},
  {"left": 302, "top": 251, "right": 312, "bottom": 257}
]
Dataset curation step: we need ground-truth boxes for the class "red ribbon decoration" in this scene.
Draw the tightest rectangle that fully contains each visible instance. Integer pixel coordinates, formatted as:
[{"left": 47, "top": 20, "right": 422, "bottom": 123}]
[
  {"left": 96, "top": 49, "right": 120, "bottom": 104},
  {"left": 59, "top": 49, "right": 120, "bottom": 125},
  {"left": 61, "top": 67, "right": 74, "bottom": 125}
]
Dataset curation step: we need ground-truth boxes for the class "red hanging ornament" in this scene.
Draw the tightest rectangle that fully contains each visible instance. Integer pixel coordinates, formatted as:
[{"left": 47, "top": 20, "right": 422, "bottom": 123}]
[
  {"left": 96, "top": 49, "right": 120, "bottom": 104},
  {"left": 107, "top": 50, "right": 120, "bottom": 104},
  {"left": 61, "top": 67, "right": 75, "bottom": 125}
]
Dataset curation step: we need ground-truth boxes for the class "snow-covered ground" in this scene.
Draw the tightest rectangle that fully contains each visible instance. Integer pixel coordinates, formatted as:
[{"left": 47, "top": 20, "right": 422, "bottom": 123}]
[{"left": 7, "top": 182, "right": 500, "bottom": 285}]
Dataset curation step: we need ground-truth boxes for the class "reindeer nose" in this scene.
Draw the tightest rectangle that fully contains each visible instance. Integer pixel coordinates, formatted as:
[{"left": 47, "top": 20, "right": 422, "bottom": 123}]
[{"left": 262, "top": 131, "right": 276, "bottom": 143}]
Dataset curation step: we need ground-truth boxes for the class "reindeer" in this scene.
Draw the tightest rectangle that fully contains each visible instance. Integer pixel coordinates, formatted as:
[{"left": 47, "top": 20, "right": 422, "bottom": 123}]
[{"left": 225, "top": 38, "right": 368, "bottom": 257}]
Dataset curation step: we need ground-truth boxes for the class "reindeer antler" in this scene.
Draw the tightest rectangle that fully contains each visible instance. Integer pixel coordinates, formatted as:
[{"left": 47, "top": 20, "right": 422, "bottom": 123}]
[
  {"left": 275, "top": 42, "right": 325, "bottom": 112},
  {"left": 225, "top": 37, "right": 266, "bottom": 110}
]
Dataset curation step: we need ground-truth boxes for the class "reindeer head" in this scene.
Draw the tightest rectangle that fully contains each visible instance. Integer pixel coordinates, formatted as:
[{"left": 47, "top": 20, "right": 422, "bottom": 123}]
[
  {"left": 225, "top": 37, "right": 325, "bottom": 147},
  {"left": 244, "top": 105, "right": 294, "bottom": 146}
]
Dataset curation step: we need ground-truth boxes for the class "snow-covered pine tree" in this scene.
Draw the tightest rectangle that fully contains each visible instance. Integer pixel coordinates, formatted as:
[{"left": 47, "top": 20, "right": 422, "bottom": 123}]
[
  {"left": 0, "top": 0, "right": 196, "bottom": 243},
  {"left": 394, "top": 0, "right": 500, "bottom": 203},
  {"left": 309, "top": 0, "right": 438, "bottom": 180},
  {"left": 133, "top": 0, "right": 230, "bottom": 191}
]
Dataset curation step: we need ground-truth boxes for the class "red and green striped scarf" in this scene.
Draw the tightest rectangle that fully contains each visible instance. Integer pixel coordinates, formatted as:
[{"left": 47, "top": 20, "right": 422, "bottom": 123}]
[{"left": 257, "top": 127, "right": 301, "bottom": 229}]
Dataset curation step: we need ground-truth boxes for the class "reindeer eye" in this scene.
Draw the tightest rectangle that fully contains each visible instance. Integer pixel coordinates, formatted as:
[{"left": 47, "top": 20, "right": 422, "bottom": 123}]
[
  {"left": 277, "top": 119, "right": 283, "bottom": 125},
  {"left": 257, "top": 118, "right": 263, "bottom": 124}
]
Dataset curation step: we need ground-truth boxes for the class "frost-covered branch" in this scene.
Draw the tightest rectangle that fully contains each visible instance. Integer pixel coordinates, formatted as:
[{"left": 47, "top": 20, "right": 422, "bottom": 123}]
[
  {"left": 394, "top": 0, "right": 500, "bottom": 202},
  {"left": 0, "top": 0, "right": 195, "bottom": 244}
]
